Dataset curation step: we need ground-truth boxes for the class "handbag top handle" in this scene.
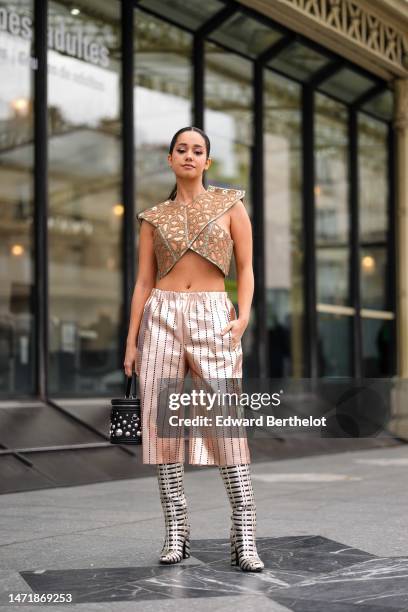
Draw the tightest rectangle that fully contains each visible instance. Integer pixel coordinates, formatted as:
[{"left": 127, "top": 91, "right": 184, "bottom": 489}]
[{"left": 125, "top": 371, "right": 137, "bottom": 398}]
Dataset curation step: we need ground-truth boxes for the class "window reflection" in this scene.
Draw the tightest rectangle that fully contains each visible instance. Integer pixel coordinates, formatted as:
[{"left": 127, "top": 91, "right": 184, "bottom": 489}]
[
  {"left": 204, "top": 41, "right": 256, "bottom": 375},
  {"left": 320, "top": 67, "right": 375, "bottom": 104},
  {"left": 362, "top": 318, "right": 394, "bottom": 376},
  {"left": 264, "top": 70, "right": 303, "bottom": 377},
  {"left": 318, "top": 313, "right": 353, "bottom": 376},
  {"left": 204, "top": 42, "right": 252, "bottom": 213},
  {"left": 360, "top": 247, "right": 388, "bottom": 310},
  {"left": 134, "top": 10, "right": 192, "bottom": 212},
  {"left": 210, "top": 13, "right": 281, "bottom": 58},
  {"left": 268, "top": 42, "right": 330, "bottom": 82},
  {"left": 138, "top": 0, "right": 222, "bottom": 30},
  {"left": 362, "top": 89, "right": 393, "bottom": 122},
  {"left": 315, "top": 93, "right": 352, "bottom": 375},
  {"left": 358, "top": 113, "right": 394, "bottom": 375},
  {"left": 359, "top": 115, "right": 388, "bottom": 245},
  {"left": 0, "top": 0, "right": 34, "bottom": 396},
  {"left": 48, "top": 1, "right": 123, "bottom": 396},
  {"left": 315, "top": 93, "right": 350, "bottom": 307}
]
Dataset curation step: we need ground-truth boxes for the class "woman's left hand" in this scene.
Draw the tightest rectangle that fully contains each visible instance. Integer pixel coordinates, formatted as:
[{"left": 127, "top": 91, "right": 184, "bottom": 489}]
[{"left": 221, "top": 317, "right": 248, "bottom": 350}]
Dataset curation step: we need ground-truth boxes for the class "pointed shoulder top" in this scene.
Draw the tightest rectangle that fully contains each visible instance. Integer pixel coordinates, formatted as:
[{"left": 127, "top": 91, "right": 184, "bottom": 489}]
[{"left": 137, "top": 184, "right": 245, "bottom": 279}]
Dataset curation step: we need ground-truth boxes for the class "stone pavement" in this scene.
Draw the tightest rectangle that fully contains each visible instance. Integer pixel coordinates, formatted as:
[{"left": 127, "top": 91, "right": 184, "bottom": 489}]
[{"left": 1, "top": 443, "right": 407, "bottom": 611}]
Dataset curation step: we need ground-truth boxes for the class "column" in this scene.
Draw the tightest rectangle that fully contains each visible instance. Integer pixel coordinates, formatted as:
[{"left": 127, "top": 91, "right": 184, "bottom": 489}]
[{"left": 394, "top": 78, "right": 408, "bottom": 378}]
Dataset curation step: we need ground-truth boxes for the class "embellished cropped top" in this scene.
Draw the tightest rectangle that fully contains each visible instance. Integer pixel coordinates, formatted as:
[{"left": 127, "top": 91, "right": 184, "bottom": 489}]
[{"left": 137, "top": 185, "right": 245, "bottom": 280}]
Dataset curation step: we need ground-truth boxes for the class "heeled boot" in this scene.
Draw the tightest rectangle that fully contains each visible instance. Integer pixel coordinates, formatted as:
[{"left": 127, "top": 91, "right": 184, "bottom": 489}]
[
  {"left": 157, "top": 462, "right": 190, "bottom": 564},
  {"left": 219, "top": 464, "right": 264, "bottom": 572}
]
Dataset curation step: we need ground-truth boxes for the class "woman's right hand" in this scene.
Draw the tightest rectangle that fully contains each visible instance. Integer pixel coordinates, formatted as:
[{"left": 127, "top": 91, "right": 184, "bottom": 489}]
[{"left": 124, "top": 342, "right": 140, "bottom": 377}]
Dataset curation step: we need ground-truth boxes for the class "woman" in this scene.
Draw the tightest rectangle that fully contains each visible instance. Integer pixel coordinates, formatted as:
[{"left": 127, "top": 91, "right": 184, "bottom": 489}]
[{"left": 124, "top": 126, "right": 264, "bottom": 572}]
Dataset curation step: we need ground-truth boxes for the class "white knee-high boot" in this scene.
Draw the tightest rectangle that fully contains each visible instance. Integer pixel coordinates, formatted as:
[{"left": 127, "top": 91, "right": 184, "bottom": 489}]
[
  {"left": 157, "top": 463, "right": 190, "bottom": 564},
  {"left": 219, "top": 464, "right": 264, "bottom": 572}
]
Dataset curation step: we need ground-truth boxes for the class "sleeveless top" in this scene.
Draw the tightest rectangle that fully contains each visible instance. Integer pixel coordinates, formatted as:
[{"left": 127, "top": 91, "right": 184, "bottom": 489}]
[{"left": 137, "top": 184, "right": 245, "bottom": 280}]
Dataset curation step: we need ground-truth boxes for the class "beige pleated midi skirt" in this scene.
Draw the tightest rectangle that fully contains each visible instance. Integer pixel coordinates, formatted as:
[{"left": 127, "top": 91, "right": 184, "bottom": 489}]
[{"left": 136, "top": 288, "right": 251, "bottom": 466}]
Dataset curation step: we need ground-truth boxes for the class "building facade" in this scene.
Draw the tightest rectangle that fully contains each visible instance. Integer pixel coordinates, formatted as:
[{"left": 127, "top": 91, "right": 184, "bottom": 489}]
[{"left": 1, "top": 0, "right": 408, "bottom": 400}]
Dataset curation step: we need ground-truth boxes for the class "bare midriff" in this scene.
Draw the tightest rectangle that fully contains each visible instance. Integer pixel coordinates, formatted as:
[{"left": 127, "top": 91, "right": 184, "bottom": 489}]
[{"left": 155, "top": 250, "right": 226, "bottom": 292}]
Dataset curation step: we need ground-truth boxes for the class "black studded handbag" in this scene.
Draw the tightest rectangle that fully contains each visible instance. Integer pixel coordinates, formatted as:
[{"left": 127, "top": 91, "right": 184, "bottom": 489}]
[{"left": 110, "top": 371, "right": 142, "bottom": 444}]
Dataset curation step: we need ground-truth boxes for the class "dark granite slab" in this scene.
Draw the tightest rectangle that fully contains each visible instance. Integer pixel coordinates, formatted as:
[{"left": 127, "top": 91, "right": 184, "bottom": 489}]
[{"left": 19, "top": 536, "right": 408, "bottom": 610}]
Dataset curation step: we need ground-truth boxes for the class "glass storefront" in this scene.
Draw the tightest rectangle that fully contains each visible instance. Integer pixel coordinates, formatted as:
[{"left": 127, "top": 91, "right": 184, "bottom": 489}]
[
  {"left": 0, "top": 0, "right": 35, "bottom": 395},
  {"left": 263, "top": 71, "right": 303, "bottom": 378},
  {"left": 134, "top": 8, "right": 192, "bottom": 211},
  {"left": 204, "top": 40, "right": 256, "bottom": 372},
  {"left": 315, "top": 93, "right": 352, "bottom": 376},
  {"left": 47, "top": 1, "right": 123, "bottom": 395},
  {"left": 0, "top": 0, "right": 396, "bottom": 398},
  {"left": 358, "top": 114, "right": 394, "bottom": 376}
]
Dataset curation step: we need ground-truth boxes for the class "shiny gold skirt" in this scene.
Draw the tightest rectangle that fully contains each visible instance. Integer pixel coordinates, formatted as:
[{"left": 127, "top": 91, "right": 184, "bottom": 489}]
[{"left": 137, "top": 288, "right": 251, "bottom": 465}]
